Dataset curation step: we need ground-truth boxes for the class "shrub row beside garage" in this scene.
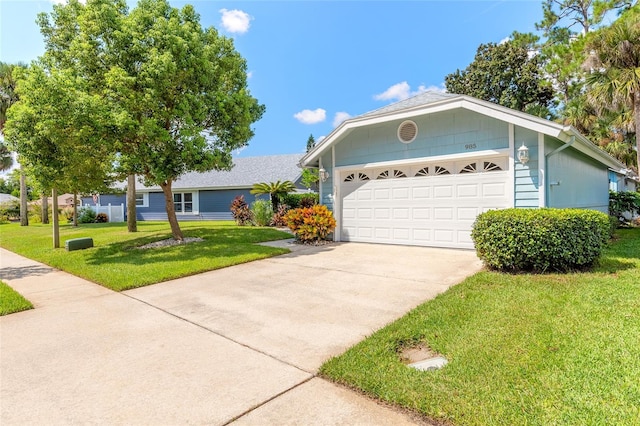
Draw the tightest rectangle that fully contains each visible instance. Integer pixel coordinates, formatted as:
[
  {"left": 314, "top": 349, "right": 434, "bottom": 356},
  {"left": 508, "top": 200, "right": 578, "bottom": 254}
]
[{"left": 471, "top": 208, "right": 611, "bottom": 273}]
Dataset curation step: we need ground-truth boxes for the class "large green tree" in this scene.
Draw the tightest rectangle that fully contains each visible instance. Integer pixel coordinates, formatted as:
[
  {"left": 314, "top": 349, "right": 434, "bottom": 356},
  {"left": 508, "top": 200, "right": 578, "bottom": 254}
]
[
  {"left": 584, "top": 9, "right": 640, "bottom": 171},
  {"left": 0, "top": 62, "right": 29, "bottom": 226},
  {"left": 5, "top": 65, "right": 115, "bottom": 246},
  {"left": 37, "top": 0, "right": 265, "bottom": 240},
  {"left": 444, "top": 40, "right": 555, "bottom": 118}
]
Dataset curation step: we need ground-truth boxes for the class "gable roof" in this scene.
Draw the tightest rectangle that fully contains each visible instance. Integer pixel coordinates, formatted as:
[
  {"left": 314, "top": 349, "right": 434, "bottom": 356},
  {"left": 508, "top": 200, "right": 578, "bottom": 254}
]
[
  {"left": 301, "top": 91, "right": 627, "bottom": 172},
  {"left": 137, "top": 153, "right": 304, "bottom": 191}
]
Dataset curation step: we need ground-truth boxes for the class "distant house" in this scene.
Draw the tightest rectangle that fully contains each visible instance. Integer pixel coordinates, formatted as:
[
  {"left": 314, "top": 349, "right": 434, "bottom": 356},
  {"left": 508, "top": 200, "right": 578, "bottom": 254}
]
[
  {"left": 0, "top": 193, "right": 18, "bottom": 204},
  {"left": 300, "top": 91, "right": 637, "bottom": 249},
  {"left": 82, "top": 154, "right": 305, "bottom": 221}
]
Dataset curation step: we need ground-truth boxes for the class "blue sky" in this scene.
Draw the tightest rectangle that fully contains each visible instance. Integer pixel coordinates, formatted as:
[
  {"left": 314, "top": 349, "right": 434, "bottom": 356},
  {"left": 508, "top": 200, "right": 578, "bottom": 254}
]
[{"left": 0, "top": 0, "right": 544, "bottom": 159}]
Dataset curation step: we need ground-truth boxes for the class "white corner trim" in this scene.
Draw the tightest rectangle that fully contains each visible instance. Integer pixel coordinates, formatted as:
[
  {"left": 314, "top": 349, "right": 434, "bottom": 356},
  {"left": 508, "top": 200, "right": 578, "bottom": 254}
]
[
  {"left": 332, "top": 145, "right": 340, "bottom": 242},
  {"left": 538, "top": 133, "right": 546, "bottom": 207},
  {"left": 508, "top": 123, "right": 515, "bottom": 208}
]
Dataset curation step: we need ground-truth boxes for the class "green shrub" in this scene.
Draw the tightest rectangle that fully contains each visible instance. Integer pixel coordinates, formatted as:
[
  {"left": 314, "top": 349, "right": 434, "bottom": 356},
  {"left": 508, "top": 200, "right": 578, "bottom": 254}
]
[
  {"left": 0, "top": 201, "right": 19, "bottom": 221},
  {"left": 609, "top": 190, "right": 640, "bottom": 226},
  {"left": 284, "top": 204, "right": 336, "bottom": 242},
  {"left": 95, "top": 212, "right": 109, "bottom": 223},
  {"left": 251, "top": 199, "right": 273, "bottom": 227},
  {"left": 471, "top": 208, "right": 610, "bottom": 273},
  {"left": 78, "top": 206, "right": 97, "bottom": 224},
  {"left": 279, "top": 192, "right": 318, "bottom": 209},
  {"left": 271, "top": 204, "right": 290, "bottom": 227},
  {"left": 230, "top": 195, "right": 252, "bottom": 226}
]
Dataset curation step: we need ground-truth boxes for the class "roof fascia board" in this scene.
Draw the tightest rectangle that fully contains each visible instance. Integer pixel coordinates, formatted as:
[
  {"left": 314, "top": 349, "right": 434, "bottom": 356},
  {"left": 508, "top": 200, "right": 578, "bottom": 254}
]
[{"left": 302, "top": 94, "right": 624, "bottom": 171}]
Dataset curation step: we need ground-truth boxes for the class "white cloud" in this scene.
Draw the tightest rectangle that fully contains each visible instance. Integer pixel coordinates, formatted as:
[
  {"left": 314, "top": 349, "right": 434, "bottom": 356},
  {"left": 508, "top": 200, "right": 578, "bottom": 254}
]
[
  {"left": 333, "top": 112, "right": 351, "bottom": 127},
  {"left": 220, "top": 9, "right": 252, "bottom": 34},
  {"left": 374, "top": 82, "right": 445, "bottom": 102},
  {"left": 246, "top": 71, "right": 253, "bottom": 79},
  {"left": 374, "top": 81, "right": 412, "bottom": 101},
  {"left": 294, "top": 108, "right": 326, "bottom": 124},
  {"left": 317, "top": 136, "right": 326, "bottom": 143},
  {"left": 499, "top": 36, "right": 511, "bottom": 45},
  {"left": 51, "top": 0, "right": 86, "bottom": 4}
]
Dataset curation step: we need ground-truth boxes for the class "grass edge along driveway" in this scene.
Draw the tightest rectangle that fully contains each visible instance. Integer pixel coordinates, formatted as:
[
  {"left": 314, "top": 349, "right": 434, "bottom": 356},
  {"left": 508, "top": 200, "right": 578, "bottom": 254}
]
[
  {"left": 0, "top": 221, "right": 292, "bottom": 291},
  {"left": 320, "top": 228, "right": 640, "bottom": 426},
  {"left": 0, "top": 280, "right": 33, "bottom": 316}
]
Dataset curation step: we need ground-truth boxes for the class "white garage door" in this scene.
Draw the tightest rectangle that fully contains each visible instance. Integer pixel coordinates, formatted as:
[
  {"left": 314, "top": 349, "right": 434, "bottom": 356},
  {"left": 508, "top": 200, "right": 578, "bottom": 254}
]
[{"left": 340, "top": 158, "right": 510, "bottom": 249}]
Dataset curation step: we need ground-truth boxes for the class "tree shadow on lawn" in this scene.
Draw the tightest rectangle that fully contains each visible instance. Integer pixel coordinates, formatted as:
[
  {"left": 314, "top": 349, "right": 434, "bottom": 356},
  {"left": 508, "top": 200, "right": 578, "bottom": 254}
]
[{"left": 83, "top": 227, "right": 289, "bottom": 267}]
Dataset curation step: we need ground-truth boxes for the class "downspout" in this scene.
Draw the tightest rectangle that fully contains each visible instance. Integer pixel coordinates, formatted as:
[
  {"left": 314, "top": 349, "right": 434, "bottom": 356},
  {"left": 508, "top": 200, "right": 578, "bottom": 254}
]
[{"left": 544, "top": 135, "right": 575, "bottom": 206}]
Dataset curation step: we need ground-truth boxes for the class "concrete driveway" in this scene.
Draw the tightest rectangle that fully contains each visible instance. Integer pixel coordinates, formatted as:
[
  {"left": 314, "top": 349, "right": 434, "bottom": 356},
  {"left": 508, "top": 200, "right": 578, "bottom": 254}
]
[{"left": 0, "top": 242, "right": 481, "bottom": 425}]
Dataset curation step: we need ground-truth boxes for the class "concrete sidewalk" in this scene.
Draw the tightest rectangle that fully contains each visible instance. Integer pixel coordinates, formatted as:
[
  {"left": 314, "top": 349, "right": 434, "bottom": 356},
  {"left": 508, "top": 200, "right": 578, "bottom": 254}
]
[{"left": 0, "top": 243, "right": 481, "bottom": 425}]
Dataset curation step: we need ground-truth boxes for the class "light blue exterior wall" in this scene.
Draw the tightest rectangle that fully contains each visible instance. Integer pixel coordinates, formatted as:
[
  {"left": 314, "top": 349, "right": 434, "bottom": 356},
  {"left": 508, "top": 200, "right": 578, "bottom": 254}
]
[
  {"left": 514, "top": 127, "right": 540, "bottom": 208},
  {"left": 320, "top": 151, "right": 334, "bottom": 211},
  {"left": 334, "top": 109, "right": 509, "bottom": 167},
  {"left": 545, "top": 139, "right": 609, "bottom": 213}
]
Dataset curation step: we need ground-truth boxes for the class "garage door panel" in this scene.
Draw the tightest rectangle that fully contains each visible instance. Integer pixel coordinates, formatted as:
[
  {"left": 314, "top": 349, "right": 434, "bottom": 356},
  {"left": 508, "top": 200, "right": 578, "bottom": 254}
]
[
  {"left": 412, "top": 229, "right": 432, "bottom": 242},
  {"left": 374, "top": 208, "right": 390, "bottom": 219},
  {"left": 412, "top": 208, "right": 431, "bottom": 220},
  {"left": 412, "top": 186, "right": 431, "bottom": 199},
  {"left": 392, "top": 187, "right": 410, "bottom": 199},
  {"left": 434, "top": 207, "right": 454, "bottom": 220},
  {"left": 393, "top": 228, "right": 411, "bottom": 240},
  {"left": 340, "top": 161, "right": 509, "bottom": 249},
  {"left": 393, "top": 208, "right": 410, "bottom": 220},
  {"left": 434, "top": 185, "right": 453, "bottom": 198},
  {"left": 482, "top": 182, "right": 507, "bottom": 197},
  {"left": 458, "top": 207, "right": 479, "bottom": 221},
  {"left": 374, "top": 188, "right": 390, "bottom": 199},
  {"left": 457, "top": 184, "right": 478, "bottom": 197}
]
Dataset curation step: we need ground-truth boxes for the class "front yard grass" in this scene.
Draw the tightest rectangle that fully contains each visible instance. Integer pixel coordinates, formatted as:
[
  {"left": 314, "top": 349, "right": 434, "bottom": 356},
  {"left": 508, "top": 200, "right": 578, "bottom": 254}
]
[
  {"left": 0, "top": 280, "right": 34, "bottom": 316},
  {"left": 321, "top": 228, "right": 640, "bottom": 426},
  {"left": 0, "top": 221, "right": 292, "bottom": 291}
]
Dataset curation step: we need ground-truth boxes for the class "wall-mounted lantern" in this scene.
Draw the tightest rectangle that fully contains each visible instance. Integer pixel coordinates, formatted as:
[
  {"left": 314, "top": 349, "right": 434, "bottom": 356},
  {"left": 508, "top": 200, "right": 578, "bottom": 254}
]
[
  {"left": 517, "top": 143, "right": 530, "bottom": 165},
  {"left": 319, "top": 167, "right": 330, "bottom": 182}
]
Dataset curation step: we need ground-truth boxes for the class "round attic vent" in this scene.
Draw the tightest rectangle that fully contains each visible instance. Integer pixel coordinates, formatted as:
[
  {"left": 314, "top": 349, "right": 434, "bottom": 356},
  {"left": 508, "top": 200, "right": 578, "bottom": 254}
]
[{"left": 398, "top": 120, "right": 418, "bottom": 143}]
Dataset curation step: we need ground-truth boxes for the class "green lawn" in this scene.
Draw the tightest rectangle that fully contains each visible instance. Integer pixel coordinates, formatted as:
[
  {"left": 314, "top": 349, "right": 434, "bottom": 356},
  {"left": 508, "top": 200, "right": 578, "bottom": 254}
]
[
  {"left": 321, "top": 228, "right": 640, "bottom": 426},
  {"left": 0, "top": 280, "right": 33, "bottom": 316},
  {"left": 0, "top": 221, "right": 292, "bottom": 291}
]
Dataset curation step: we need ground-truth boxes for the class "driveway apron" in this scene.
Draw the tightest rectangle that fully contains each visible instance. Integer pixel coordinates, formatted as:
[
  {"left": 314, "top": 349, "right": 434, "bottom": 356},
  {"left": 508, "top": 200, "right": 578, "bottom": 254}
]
[{"left": 0, "top": 243, "right": 481, "bottom": 425}]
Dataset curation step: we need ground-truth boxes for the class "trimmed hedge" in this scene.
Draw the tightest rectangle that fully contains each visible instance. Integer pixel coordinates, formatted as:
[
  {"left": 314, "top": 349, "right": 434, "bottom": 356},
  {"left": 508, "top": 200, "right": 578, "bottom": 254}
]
[
  {"left": 279, "top": 192, "right": 318, "bottom": 209},
  {"left": 471, "top": 208, "right": 610, "bottom": 273}
]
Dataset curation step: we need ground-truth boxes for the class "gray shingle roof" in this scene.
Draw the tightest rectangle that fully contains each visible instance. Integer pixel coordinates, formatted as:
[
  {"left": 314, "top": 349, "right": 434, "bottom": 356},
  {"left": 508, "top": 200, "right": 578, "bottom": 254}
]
[
  {"left": 359, "top": 91, "right": 458, "bottom": 118},
  {"left": 0, "top": 193, "right": 19, "bottom": 203},
  {"left": 138, "top": 153, "right": 304, "bottom": 191}
]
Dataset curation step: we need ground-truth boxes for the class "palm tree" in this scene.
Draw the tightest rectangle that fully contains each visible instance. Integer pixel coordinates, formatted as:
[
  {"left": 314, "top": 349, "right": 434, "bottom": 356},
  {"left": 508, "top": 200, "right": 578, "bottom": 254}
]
[
  {"left": 585, "top": 11, "right": 640, "bottom": 172},
  {"left": 250, "top": 180, "right": 297, "bottom": 211},
  {"left": 0, "top": 62, "right": 28, "bottom": 225}
]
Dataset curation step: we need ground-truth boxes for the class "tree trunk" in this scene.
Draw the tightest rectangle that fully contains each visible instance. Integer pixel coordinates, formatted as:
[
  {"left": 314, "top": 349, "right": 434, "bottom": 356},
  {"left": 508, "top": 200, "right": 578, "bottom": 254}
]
[
  {"left": 160, "top": 180, "right": 183, "bottom": 241},
  {"left": 72, "top": 193, "right": 78, "bottom": 227},
  {"left": 127, "top": 174, "right": 137, "bottom": 232},
  {"left": 19, "top": 171, "right": 28, "bottom": 226},
  {"left": 41, "top": 193, "right": 49, "bottom": 224},
  {"left": 634, "top": 91, "right": 640, "bottom": 174},
  {"left": 52, "top": 188, "right": 60, "bottom": 248}
]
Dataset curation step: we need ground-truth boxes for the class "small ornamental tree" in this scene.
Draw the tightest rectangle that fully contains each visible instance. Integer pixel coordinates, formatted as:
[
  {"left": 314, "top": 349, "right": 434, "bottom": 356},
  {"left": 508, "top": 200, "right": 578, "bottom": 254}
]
[{"left": 230, "top": 195, "right": 252, "bottom": 226}]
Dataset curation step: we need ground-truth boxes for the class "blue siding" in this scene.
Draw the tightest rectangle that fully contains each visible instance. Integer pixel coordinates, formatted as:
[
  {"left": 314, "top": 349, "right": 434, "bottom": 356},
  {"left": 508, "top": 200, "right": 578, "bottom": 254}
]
[
  {"left": 514, "top": 127, "right": 540, "bottom": 208},
  {"left": 200, "top": 189, "right": 263, "bottom": 212},
  {"left": 320, "top": 152, "right": 334, "bottom": 212},
  {"left": 334, "top": 109, "right": 509, "bottom": 167},
  {"left": 546, "top": 141, "right": 609, "bottom": 213}
]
